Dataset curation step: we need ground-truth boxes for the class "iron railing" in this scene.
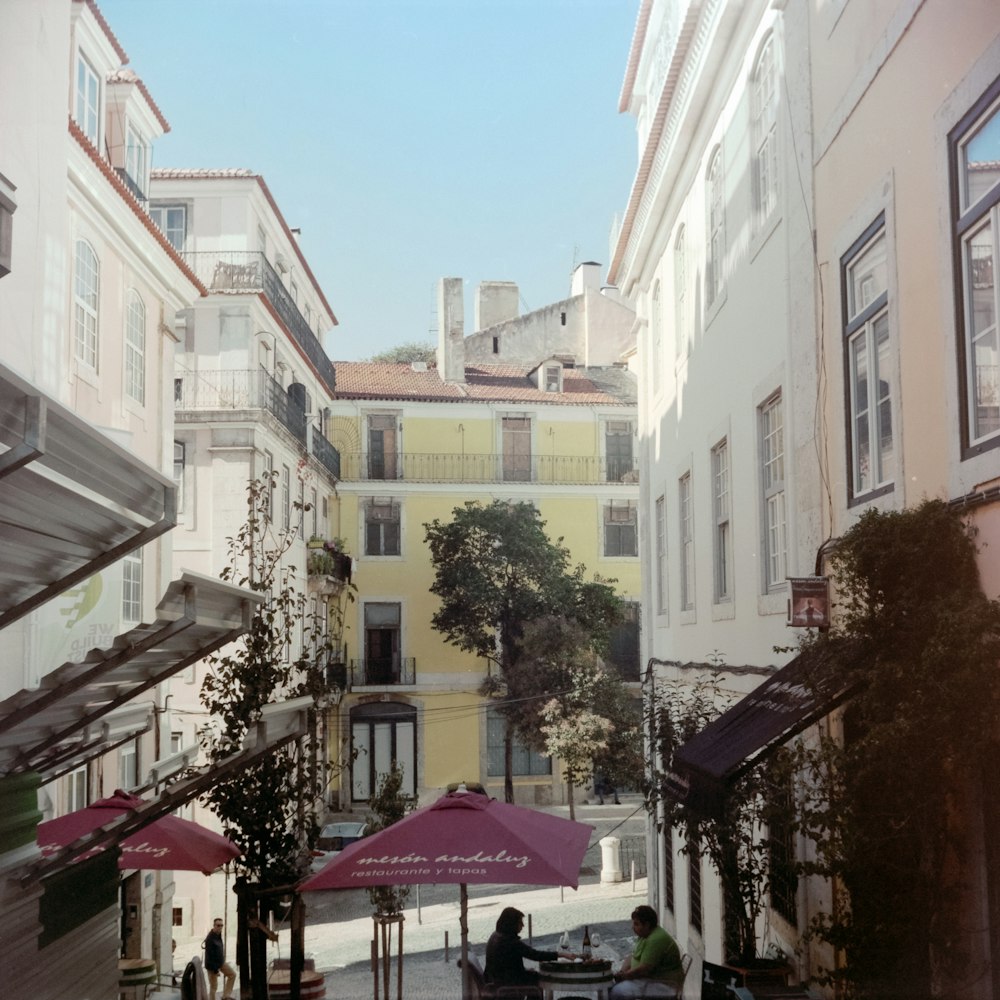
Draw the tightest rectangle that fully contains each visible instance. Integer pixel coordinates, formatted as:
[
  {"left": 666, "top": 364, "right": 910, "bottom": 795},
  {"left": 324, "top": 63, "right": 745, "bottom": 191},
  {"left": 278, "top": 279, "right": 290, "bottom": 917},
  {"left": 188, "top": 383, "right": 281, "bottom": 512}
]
[
  {"left": 115, "top": 167, "right": 146, "bottom": 203},
  {"left": 349, "top": 657, "right": 416, "bottom": 687},
  {"left": 336, "top": 451, "right": 639, "bottom": 486},
  {"left": 175, "top": 370, "right": 341, "bottom": 481},
  {"left": 181, "top": 250, "right": 336, "bottom": 394}
]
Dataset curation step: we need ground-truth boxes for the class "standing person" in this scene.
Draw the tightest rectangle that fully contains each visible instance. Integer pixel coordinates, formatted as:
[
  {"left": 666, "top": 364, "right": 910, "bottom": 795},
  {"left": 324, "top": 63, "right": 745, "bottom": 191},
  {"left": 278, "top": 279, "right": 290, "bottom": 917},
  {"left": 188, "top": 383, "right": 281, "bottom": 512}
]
[
  {"left": 202, "top": 917, "right": 236, "bottom": 1000},
  {"left": 610, "top": 905, "right": 683, "bottom": 998},
  {"left": 485, "top": 906, "right": 573, "bottom": 994}
]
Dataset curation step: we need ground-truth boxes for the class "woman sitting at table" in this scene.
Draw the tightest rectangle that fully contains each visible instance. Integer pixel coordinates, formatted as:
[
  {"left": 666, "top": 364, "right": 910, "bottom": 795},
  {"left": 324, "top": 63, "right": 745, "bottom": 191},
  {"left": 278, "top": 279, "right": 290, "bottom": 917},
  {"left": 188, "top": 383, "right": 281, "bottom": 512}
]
[{"left": 485, "top": 906, "right": 571, "bottom": 994}]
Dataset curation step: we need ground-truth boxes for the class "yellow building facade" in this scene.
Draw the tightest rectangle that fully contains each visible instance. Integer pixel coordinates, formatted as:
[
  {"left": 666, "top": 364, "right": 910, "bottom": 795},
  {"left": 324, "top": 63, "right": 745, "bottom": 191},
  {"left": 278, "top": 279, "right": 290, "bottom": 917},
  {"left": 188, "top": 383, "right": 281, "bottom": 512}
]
[{"left": 324, "top": 308, "right": 640, "bottom": 808}]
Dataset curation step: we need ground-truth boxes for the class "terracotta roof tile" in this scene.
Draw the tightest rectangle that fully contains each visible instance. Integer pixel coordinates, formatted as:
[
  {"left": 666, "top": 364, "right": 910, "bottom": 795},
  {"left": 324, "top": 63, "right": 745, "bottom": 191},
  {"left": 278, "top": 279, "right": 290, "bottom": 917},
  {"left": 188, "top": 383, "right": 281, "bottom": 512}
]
[
  {"left": 76, "top": 0, "right": 128, "bottom": 64},
  {"left": 332, "top": 362, "right": 635, "bottom": 406},
  {"left": 107, "top": 68, "right": 170, "bottom": 133}
]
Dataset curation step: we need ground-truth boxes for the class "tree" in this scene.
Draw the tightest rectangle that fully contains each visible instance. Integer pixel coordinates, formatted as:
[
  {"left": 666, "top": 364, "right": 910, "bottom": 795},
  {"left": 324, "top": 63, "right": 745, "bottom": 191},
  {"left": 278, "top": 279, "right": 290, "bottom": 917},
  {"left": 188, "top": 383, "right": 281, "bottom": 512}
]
[
  {"left": 200, "top": 473, "right": 343, "bottom": 887},
  {"left": 424, "top": 500, "right": 622, "bottom": 802},
  {"left": 787, "top": 501, "right": 1000, "bottom": 998},
  {"left": 367, "top": 340, "right": 436, "bottom": 364}
]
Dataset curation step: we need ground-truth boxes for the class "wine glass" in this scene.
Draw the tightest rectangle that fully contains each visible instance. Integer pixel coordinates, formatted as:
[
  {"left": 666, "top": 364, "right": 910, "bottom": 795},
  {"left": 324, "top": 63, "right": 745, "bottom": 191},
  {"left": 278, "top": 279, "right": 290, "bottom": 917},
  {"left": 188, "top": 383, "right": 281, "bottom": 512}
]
[
  {"left": 559, "top": 930, "right": 570, "bottom": 952},
  {"left": 591, "top": 931, "right": 602, "bottom": 951}
]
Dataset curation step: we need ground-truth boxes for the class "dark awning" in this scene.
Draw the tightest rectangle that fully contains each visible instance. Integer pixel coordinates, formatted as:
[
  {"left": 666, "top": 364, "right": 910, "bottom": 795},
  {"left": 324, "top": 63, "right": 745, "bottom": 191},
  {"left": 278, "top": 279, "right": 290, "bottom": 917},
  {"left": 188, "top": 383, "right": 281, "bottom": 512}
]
[
  {"left": 668, "top": 652, "right": 861, "bottom": 817},
  {"left": 18, "top": 695, "right": 313, "bottom": 886},
  {"left": 0, "top": 362, "right": 176, "bottom": 630},
  {"left": 0, "top": 571, "right": 262, "bottom": 776}
]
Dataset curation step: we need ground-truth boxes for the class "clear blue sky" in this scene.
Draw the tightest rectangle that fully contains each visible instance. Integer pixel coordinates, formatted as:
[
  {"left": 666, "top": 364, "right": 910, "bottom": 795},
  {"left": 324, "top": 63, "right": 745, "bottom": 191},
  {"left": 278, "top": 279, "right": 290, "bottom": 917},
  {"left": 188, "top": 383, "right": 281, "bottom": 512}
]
[{"left": 100, "top": 0, "right": 639, "bottom": 361}]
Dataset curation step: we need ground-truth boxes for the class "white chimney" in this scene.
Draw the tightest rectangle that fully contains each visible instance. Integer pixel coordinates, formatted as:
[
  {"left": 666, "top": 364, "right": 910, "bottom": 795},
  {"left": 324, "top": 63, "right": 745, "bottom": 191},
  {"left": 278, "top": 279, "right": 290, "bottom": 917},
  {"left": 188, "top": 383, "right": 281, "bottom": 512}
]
[
  {"left": 437, "top": 277, "right": 466, "bottom": 383},
  {"left": 571, "top": 261, "right": 602, "bottom": 296},
  {"left": 475, "top": 281, "right": 519, "bottom": 330}
]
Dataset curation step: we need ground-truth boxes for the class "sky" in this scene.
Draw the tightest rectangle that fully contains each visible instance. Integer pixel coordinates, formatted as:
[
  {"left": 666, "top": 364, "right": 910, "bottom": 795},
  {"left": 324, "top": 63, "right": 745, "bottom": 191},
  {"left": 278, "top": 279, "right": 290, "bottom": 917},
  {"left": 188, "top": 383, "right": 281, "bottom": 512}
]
[{"left": 99, "top": 0, "right": 640, "bottom": 362}]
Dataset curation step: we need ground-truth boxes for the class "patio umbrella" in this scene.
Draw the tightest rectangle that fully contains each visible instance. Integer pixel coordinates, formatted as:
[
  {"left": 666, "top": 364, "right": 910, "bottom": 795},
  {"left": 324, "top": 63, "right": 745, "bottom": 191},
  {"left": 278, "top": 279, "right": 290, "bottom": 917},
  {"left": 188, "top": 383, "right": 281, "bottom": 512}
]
[
  {"left": 38, "top": 789, "right": 241, "bottom": 874},
  {"left": 299, "top": 787, "right": 592, "bottom": 1000}
]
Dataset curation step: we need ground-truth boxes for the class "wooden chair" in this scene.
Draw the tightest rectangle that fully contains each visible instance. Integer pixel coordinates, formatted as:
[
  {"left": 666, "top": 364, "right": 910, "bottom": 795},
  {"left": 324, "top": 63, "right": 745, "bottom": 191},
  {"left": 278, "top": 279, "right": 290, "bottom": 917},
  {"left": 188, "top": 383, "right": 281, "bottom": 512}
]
[{"left": 457, "top": 955, "right": 542, "bottom": 1000}]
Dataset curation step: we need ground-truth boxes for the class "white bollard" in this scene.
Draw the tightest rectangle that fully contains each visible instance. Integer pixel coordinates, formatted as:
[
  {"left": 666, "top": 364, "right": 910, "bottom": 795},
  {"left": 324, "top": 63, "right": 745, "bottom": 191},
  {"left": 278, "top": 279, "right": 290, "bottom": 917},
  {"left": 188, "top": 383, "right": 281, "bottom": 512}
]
[{"left": 600, "top": 835, "right": 623, "bottom": 884}]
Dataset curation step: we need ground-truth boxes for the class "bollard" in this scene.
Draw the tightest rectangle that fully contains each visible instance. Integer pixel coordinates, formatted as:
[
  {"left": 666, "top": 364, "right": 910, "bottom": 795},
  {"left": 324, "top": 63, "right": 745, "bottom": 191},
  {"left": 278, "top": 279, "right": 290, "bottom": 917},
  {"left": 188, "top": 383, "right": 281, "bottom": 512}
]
[
  {"left": 444, "top": 930, "right": 449, "bottom": 963},
  {"left": 631, "top": 859, "right": 636, "bottom": 892},
  {"left": 416, "top": 884, "right": 422, "bottom": 925},
  {"left": 600, "top": 835, "right": 623, "bottom": 884},
  {"left": 528, "top": 914, "right": 533, "bottom": 944}
]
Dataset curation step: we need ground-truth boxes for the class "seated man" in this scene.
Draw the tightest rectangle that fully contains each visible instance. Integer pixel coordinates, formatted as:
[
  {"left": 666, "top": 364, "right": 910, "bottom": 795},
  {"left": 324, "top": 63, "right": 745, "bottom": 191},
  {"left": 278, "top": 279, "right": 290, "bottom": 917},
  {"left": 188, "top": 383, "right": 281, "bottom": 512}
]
[
  {"left": 485, "top": 906, "right": 566, "bottom": 995},
  {"left": 610, "top": 905, "right": 683, "bottom": 998}
]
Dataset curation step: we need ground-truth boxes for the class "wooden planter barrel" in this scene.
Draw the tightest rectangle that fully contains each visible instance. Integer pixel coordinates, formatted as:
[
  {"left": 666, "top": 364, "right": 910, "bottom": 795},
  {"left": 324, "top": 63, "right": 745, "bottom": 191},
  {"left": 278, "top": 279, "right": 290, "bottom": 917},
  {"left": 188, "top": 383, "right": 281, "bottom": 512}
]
[{"left": 267, "top": 968, "right": 326, "bottom": 1000}]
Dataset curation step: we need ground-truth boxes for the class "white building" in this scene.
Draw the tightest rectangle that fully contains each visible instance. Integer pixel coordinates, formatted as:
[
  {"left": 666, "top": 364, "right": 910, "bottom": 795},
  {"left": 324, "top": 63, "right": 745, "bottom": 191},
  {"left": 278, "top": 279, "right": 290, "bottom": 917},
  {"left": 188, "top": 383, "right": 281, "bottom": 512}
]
[{"left": 609, "top": 0, "right": 820, "bottom": 979}]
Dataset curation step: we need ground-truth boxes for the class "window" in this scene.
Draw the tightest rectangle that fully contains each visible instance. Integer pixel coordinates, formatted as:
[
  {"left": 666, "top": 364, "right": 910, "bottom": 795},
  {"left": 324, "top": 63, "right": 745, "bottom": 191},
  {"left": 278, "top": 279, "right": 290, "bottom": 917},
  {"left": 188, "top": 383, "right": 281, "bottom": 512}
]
[
  {"left": 760, "top": 393, "right": 787, "bottom": 591},
  {"left": 664, "top": 830, "right": 675, "bottom": 914},
  {"left": 706, "top": 148, "right": 726, "bottom": 306},
  {"left": 262, "top": 450, "right": 274, "bottom": 521},
  {"left": 544, "top": 365, "right": 561, "bottom": 392},
  {"left": 170, "top": 731, "right": 184, "bottom": 753},
  {"left": 689, "top": 838, "right": 703, "bottom": 935},
  {"left": 843, "top": 218, "right": 893, "bottom": 498},
  {"left": 674, "top": 227, "right": 686, "bottom": 359},
  {"left": 365, "top": 499, "right": 401, "bottom": 556},
  {"left": 605, "top": 420, "right": 634, "bottom": 482},
  {"left": 74, "top": 239, "right": 99, "bottom": 368},
  {"left": 257, "top": 224, "right": 267, "bottom": 256},
  {"left": 487, "top": 708, "right": 552, "bottom": 777},
  {"left": 679, "top": 473, "right": 695, "bottom": 610},
  {"left": 281, "top": 465, "right": 291, "bottom": 530},
  {"left": 311, "top": 488, "right": 318, "bottom": 538},
  {"left": 125, "top": 290, "right": 145, "bottom": 403},
  {"left": 298, "top": 479, "right": 305, "bottom": 539},
  {"left": 119, "top": 740, "right": 138, "bottom": 790},
  {"left": 607, "top": 601, "right": 640, "bottom": 681},
  {"left": 149, "top": 205, "right": 187, "bottom": 252},
  {"left": 122, "top": 550, "right": 142, "bottom": 624},
  {"left": 173, "top": 441, "right": 185, "bottom": 515},
  {"left": 124, "top": 122, "right": 148, "bottom": 198},
  {"left": 768, "top": 765, "right": 799, "bottom": 925},
  {"left": 751, "top": 34, "right": 779, "bottom": 230},
  {"left": 604, "top": 501, "right": 638, "bottom": 558},
  {"left": 502, "top": 416, "right": 532, "bottom": 482},
  {"left": 367, "top": 414, "right": 398, "bottom": 479},
  {"left": 952, "top": 79, "right": 1000, "bottom": 451},
  {"left": 656, "top": 495, "right": 668, "bottom": 615},
  {"left": 75, "top": 53, "right": 100, "bottom": 145},
  {"left": 651, "top": 280, "right": 663, "bottom": 393},
  {"left": 712, "top": 440, "right": 732, "bottom": 602},
  {"left": 363, "top": 602, "right": 401, "bottom": 685},
  {"left": 351, "top": 701, "right": 416, "bottom": 800},
  {"left": 172, "top": 907, "right": 184, "bottom": 928},
  {"left": 67, "top": 765, "right": 88, "bottom": 812}
]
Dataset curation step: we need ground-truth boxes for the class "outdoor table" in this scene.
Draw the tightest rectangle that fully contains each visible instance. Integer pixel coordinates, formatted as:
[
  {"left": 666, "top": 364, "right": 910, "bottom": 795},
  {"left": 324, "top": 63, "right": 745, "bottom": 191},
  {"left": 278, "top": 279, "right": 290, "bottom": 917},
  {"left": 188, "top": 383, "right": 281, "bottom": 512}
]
[{"left": 539, "top": 958, "right": 614, "bottom": 1000}]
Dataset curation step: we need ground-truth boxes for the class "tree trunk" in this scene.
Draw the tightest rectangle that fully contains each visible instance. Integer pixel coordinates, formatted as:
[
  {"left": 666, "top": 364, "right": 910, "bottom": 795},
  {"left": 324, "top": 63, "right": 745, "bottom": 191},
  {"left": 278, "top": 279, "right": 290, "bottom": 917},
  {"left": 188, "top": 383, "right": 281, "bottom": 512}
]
[
  {"left": 567, "top": 778, "right": 575, "bottom": 821},
  {"left": 504, "top": 726, "right": 514, "bottom": 804}
]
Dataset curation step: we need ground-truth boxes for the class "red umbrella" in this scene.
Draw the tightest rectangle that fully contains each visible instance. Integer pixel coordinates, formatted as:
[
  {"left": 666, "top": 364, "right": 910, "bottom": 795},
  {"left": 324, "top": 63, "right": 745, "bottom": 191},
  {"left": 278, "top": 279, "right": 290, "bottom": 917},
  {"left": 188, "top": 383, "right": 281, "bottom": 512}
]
[
  {"left": 38, "top": 789, "right": 241, "bottom": 874},
  {"left": 300, "top": 788, "right": 592, "bottom": 999}
]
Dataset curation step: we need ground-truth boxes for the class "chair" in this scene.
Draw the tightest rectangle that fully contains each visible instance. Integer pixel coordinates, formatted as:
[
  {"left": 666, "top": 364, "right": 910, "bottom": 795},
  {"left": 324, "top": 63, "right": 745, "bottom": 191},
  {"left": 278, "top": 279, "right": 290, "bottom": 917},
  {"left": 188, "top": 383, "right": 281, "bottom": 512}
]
[
  {"left": 666, "top": 952, "right": 693, "bottom": 1000},
  {"left": 457, "top": 955, "right": 542, "bottom": 1000}
]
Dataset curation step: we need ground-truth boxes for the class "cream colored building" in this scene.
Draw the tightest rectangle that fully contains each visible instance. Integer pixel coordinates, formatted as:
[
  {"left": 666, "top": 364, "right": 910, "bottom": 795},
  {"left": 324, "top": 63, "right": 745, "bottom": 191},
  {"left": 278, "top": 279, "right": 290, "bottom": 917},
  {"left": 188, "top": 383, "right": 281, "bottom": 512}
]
[{"left": 325, "top": 271, "right": 641, "bottom": 808}]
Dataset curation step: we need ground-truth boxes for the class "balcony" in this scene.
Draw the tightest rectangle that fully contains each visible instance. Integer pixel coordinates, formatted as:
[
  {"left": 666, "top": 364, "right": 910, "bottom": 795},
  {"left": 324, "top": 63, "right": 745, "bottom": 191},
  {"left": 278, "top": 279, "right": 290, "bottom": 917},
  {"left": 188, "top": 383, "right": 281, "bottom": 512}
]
[
  {"left": 349, "top": 657, "right": 416, "bottom": 687},
  {"left": 175, "top": 369, "right": 340, "bottom": 481},
  {"left": 307, "top": 544, "right": 352, "bottom": 595},
  {"left": 115, "top": 167, "right": 146, "bottom": 203},
  {"left": 181, "top": 250, "right": 336, "bottom": 394},
  {"left": 336, "top": 451, "right": 639, "bottom": 486}
]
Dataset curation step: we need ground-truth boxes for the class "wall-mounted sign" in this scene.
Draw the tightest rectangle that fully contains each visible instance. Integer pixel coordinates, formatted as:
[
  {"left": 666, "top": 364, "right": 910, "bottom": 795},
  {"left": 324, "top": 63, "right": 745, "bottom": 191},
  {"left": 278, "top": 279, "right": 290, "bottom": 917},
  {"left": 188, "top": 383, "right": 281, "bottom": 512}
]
[{"left": 787, "top": 576, "right": 830, "bottom": 628}]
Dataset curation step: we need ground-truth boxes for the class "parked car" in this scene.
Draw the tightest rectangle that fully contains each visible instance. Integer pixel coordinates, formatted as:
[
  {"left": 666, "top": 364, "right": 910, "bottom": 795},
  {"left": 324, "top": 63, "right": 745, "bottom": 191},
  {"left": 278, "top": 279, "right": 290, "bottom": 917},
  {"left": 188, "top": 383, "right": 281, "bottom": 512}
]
[{"left": 310, "top": 821, "right": 367, "bottom": 874}]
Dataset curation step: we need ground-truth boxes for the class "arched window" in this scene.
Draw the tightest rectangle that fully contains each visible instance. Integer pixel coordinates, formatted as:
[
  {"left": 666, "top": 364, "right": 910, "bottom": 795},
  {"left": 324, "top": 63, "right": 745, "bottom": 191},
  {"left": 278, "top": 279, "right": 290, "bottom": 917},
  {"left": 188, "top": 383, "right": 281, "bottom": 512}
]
[
  {"left": 751, "top": 33, "right": 779, "bottom": 229},
  {"left": 706, "top": 148, "right": 726, "bottom": 306},
  {"left": 350, "top": 701, "right": 417, "bottom": 800},
  {"left": 125, "top": 289, "right": 146, "bottom": 403},
  {"left": 674, "top": 226, "right": 686, "bottom": 358},
  {"left": 74, "top": 239, "right": 99, "bottom": 368}
]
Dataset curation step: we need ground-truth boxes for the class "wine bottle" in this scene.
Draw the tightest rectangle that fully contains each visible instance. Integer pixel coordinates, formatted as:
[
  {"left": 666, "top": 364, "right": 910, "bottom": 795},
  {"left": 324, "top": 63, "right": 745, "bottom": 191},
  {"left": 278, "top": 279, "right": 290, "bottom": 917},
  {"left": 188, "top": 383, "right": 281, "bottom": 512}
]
[{"left": 582, "top": 925, "right": 592, "bottom": 960}]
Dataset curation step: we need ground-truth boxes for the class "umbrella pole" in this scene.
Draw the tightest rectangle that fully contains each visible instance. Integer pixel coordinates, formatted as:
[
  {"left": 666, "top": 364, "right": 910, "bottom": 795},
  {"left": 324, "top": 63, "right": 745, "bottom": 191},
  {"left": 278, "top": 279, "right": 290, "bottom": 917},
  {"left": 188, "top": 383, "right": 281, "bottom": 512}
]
[{"left": 460, "top": 883, "right": 470, "bottom": 1000}]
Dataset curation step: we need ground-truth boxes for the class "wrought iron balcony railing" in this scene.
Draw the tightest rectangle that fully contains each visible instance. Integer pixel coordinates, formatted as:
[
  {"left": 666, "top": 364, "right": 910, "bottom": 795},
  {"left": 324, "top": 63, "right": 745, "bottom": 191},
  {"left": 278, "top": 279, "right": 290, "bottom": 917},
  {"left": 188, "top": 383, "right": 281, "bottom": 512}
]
[
  {"left": 349, "top": 657, "right": 416, "bottom": 687},
  {"left": 115, "top": 167, "right": 147, "bottom": 203},
  {"left": 181, "top": 250, "right": 336, "bottom": 395},
  {"left": 336, "top": 451, "right": 639, "bottom": 486},
  {"left": 175, "top": 370, "right": 340, "bottom": 481}
]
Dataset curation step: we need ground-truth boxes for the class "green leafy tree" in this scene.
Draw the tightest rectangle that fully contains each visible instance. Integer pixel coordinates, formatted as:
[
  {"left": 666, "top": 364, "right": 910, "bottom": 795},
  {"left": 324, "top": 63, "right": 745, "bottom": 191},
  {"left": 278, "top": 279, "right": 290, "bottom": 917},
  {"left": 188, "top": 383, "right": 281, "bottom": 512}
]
[
  {"left": 364, "top": 763, "right": 416, "bottom": 917},
  {"left": 367, "top": 340, "right": 436, "bottom": 364},
  {"left": 788, "top": 501, "right": 1000, "bottom": 998},
  {"left": 200, "top": 473, "right": 342, "bottom": 887},
  {"left": 424, "top": 500, "right": 622, "bottom": 802}
]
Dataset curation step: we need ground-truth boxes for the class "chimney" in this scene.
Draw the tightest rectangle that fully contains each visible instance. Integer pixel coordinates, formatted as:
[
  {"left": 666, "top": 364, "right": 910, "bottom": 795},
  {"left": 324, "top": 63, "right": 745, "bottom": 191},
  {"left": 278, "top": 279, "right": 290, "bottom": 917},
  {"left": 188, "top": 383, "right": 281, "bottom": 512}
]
[
  {"left": 571, "top": 261, "right": 602, "bottom": 296},
  {"left": 475, "top": 281, "right": 519, "bottom": 330},
  {"left": 437, "top": 277, "right": 466, "bottom": 383}
]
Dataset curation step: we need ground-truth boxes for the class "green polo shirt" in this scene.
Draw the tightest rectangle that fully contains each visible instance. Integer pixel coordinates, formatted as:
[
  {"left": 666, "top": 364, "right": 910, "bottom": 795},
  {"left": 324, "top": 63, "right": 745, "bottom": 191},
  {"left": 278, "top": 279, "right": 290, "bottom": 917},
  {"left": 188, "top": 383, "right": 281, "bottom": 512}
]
[{"left": 632, "top": 925, "right": 682, "bottom": 982}]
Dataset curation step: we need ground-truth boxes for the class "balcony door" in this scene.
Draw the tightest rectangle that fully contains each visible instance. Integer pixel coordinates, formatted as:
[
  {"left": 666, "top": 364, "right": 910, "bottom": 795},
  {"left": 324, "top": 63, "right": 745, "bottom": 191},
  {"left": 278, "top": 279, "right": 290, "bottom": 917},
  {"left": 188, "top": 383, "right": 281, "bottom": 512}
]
[
  {"left": 502, "top": 416, "right": 531, "bottom": 481},
  {"left": 367, "top": 414, "right": 397, "bottom": 480},
  {"left": 364, "top": 601, "right": 400, "bottom": 683}
]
